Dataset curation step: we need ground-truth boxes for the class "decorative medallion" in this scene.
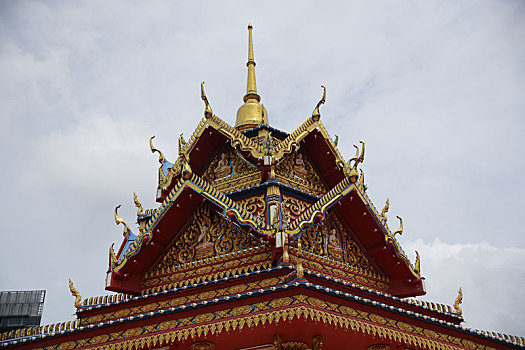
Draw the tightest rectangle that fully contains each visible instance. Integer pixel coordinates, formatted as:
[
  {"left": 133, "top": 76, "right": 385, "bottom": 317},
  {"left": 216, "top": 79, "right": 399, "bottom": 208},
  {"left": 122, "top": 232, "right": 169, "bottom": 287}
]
[{"left": 190, "top": 341, "right": 215, "bottom": 350}]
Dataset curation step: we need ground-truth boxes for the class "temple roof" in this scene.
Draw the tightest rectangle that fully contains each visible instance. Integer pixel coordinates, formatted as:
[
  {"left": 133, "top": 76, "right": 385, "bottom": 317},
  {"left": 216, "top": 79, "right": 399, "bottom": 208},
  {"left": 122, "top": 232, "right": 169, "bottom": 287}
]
[
  {"left": 1, "top": 23, "right": 524, "bottom": 350},
  {"left": 2, "top": 266, "right": 524, "bottom": 349}
]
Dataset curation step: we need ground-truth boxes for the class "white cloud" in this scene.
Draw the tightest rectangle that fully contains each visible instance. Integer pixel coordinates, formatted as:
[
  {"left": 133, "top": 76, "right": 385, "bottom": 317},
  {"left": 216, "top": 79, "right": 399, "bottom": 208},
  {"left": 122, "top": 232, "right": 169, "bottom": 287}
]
[{"left": 405, "top": 239, "right": 525, "bottom": 335}]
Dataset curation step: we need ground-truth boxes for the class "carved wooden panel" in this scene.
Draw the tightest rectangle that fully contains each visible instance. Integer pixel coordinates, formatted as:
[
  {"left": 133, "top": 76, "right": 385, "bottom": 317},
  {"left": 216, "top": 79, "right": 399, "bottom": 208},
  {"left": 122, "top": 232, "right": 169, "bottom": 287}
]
[
  {"left": 151, "top": 204, "right": 263, "bottom": 272},
  {"left": 202, "top": 146, "right": 259, "bottom": 193},
  {"left": 293, "top": 211, "right": 379, "bottom": 276},
  {"left": 275, "top": 151, "right": 327, "bottom": 196},
  {"left": 236, "top": 194, "right": 266, "bottom": 223},
  {"left": 281, "top": 194, "right": 310, "bottom": 221}
]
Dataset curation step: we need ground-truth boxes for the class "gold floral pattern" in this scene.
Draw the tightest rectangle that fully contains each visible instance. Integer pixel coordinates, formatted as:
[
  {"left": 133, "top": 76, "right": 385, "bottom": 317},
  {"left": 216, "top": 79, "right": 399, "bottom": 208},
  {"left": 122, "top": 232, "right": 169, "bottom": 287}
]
[
  {"left": 34, "top": 294, "right": 501, "bottom": 350},
  {"left": 202, "top": 146, "right": 260, "bottom": 193},
  {"left": 150, "top": 204, "right": 263, "bottom": 269},
  {"left": 236, "top": 194, "right": 266, "bottom": 223},
  {"left": 275, "top": 152, "right": 327, "bottom": 196},
  {"left": 281, "top": 194, "right": 310, "bottom": 220}
]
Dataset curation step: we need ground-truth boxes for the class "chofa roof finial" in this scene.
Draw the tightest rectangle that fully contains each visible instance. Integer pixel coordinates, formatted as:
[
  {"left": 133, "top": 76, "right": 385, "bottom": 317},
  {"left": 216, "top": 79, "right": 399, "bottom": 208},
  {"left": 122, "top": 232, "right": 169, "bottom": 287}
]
[
  {"left": 393, "top": 216, "right": 403, "bottom": 236},
  {"left": 200, "top": 81, "right": 213, "bottom": 118},
  {"left": 312, "top": 85, "right": 326, "bottom": 121},
  {"left": 114, "top": 205, "right": 131, "bottom": 236}
]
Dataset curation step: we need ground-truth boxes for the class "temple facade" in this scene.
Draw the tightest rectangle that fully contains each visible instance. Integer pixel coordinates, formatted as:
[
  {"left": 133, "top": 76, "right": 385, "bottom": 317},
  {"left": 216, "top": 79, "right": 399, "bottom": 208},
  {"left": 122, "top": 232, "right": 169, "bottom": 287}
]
[{"left": 1, "top": 25, "right": 523, "bottom": 350}]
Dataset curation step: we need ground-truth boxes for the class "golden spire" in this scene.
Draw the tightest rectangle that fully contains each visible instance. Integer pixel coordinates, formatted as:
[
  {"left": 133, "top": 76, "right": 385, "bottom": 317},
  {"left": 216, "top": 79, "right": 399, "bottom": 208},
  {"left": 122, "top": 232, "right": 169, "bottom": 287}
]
[
  {"left": 235, "top": 24, "right": 268, "bottom": 130},
  {"left": 246, "top": 23, "right": 258, "bottom": 102}
]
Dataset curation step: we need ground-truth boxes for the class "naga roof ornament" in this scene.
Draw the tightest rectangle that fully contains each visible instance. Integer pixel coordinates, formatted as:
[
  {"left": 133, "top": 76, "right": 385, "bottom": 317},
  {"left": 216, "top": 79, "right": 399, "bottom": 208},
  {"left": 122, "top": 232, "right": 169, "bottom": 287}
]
[
  {"left": 133, "top": 192, "right": 143, "bottom": 216},
  {"left": 311, "top": 85, "right": 326, "bottom": 121},
  {"left": 347, "top": 140, "right": 365, "bottom": 182},
  {"left": 200, "top": 81, "right": 213, "bottom": 118},
  {"left": 114, "top": 205, "right": 131, "bottom": 236},
  {"left": 381, "top": 198, "right": 390, "bottom": 222},
  {"left": 454, "top": 287, "right": 464, "bottom": 315},
  {"left": 68, "top": 279, "right": 83, "bottom": 308},
  {"left": 393, "top": 215, "right": 403, "bottom": 237}
]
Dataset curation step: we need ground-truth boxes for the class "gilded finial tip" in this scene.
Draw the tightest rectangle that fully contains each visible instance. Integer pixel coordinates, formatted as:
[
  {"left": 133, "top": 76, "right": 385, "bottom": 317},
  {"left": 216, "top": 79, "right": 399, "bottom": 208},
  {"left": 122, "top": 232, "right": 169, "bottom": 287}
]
[{"left": 248, "top": 23, "right": 253, "bottom": 29}]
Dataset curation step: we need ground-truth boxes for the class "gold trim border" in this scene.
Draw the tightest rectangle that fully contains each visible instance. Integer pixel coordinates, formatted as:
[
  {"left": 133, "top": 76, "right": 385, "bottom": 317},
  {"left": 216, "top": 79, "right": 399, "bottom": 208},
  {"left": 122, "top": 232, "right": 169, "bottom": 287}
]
[{"left": 46, "top": 305, "right": 497, "bottom": 350}]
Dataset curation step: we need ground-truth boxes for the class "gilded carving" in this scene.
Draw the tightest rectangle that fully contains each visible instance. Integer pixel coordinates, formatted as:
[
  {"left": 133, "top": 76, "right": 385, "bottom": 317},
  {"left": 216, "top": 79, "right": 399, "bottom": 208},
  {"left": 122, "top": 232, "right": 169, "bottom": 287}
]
[
  {"left": 214, "top": 152, "right": 233, "bottom": 179},
  {"left": 275, "top": 152, "right": 327, "bottom": 196},
  {"left": 190, "top": 341, "right": 215, "bottom": 350},
  {"left": 296, "top": 224, "right": 324, "bottom": 256},
  {"left": 326, "top": 212, "right": 375, "bottom": 273},
  {"left": 150, "top": 203, "right": 262, "bottom": 270},
  {"left": 203, "top": 146, "right": 257, "bottom": 183},
  {"left": 281, "top": 194, "right": 309, "bottom": 220},
  {"left": 8, "top": 292, "right": 512, "bottom": 350},
  {"left": 237, "top": 194, "right": 266, "bottom": 223},
  {"left": 323, "top": 226, "right": 344, "bottom": 259},
  {"left": 454, "top": 287, "right": 463, "bottom": 315},
  {"left": 293, "top": 153, "right": 308, "bottom": 179}
]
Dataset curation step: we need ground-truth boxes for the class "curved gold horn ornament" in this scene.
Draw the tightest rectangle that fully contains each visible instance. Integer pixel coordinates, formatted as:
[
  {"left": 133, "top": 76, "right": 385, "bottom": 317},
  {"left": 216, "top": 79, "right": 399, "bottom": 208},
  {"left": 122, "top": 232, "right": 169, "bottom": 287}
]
[
  {"left": 114, "top": 205, "right": 131, "bottom": 236},
  {"left": 393, "top": 215, "right": 403, "bottom": 236},
  {"left": 346, "top": 141, "right": 366, "bottom": 174},
  {"left": 201, "top": 81, "right": 213, "bottom": 118},
  {"left": 312, "top": 85, "right": 326, "bottom": 121},
  {"left": 358, "top": 140, "right": 365, "bottom": 164},
  {"left": 149, "top": 135, "right": 165, "bottom": 163},
  {"left": 133, "top": 192, "right": 144, "bottom": 216},
  {"left": 350, "top": 144, "right": 359, "bottom": 164}
]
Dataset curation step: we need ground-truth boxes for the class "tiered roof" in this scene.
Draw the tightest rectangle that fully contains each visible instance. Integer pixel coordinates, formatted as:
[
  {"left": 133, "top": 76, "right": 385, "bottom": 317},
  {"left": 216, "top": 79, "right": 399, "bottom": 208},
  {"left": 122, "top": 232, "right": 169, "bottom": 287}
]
[{"left": 1, "top": 24, "right": 523, "bottom": 350}]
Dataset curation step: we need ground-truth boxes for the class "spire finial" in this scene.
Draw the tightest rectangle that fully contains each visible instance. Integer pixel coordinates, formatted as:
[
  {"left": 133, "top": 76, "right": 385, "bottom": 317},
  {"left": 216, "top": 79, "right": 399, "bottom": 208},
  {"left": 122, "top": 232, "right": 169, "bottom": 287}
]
[
  {"left": 245, "top": 23, "right": 259, "bottom": 102},
  {"left": 235, "top": 24, "right": 268, "bottom": 129}
]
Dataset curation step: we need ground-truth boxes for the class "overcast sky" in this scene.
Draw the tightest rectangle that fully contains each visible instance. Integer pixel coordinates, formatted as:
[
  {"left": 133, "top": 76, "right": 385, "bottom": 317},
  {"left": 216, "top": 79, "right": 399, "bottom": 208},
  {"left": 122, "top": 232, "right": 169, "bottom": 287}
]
[{"left": 1, "top": 0, "right": 524, "bottom": 337}]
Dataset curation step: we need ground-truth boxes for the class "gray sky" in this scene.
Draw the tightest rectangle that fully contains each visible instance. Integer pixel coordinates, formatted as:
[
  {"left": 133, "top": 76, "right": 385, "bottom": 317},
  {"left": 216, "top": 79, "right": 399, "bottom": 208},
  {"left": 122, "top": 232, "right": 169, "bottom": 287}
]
[{"left": 1, "top": 0, "right": 524, "bottom": 337}]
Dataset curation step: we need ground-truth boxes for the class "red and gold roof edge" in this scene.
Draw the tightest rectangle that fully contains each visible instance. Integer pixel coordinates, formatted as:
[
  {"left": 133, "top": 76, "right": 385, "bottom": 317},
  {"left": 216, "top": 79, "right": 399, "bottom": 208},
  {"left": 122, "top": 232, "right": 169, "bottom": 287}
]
[{"left": 2, "top": 275, "right": 524, "bottom": 349}]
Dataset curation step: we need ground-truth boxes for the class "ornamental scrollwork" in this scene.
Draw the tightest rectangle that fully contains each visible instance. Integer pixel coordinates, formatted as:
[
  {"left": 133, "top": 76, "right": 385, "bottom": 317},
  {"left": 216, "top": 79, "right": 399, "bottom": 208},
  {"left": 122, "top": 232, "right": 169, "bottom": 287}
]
[
  {"left": 151, "top": 203, "right": 263, "bottom": 271},
  {"left": 236, "top": 195, "right": 266, "bottom": 223},
  {"left": 281, "top": 194, "right": 309, "bottom": 220},
  {"left": 295, "top": 225, "right": 324, "bottom": 256}
]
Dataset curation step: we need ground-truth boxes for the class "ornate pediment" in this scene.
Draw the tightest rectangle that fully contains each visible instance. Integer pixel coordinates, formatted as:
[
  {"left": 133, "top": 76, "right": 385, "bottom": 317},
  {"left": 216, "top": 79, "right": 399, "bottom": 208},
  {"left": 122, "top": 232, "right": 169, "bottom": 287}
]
[
  {"left": 148, "top": 203, "right": 264, "bottom": 277},
  {"left": 202, "top": 145, "right": 260, "bottom": 193},
  {"left": 275, "top": 151, "right": 327, "bottom": 196},
  {"left": 293, "top": 211, "right": 384, "bottom": 284}
]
